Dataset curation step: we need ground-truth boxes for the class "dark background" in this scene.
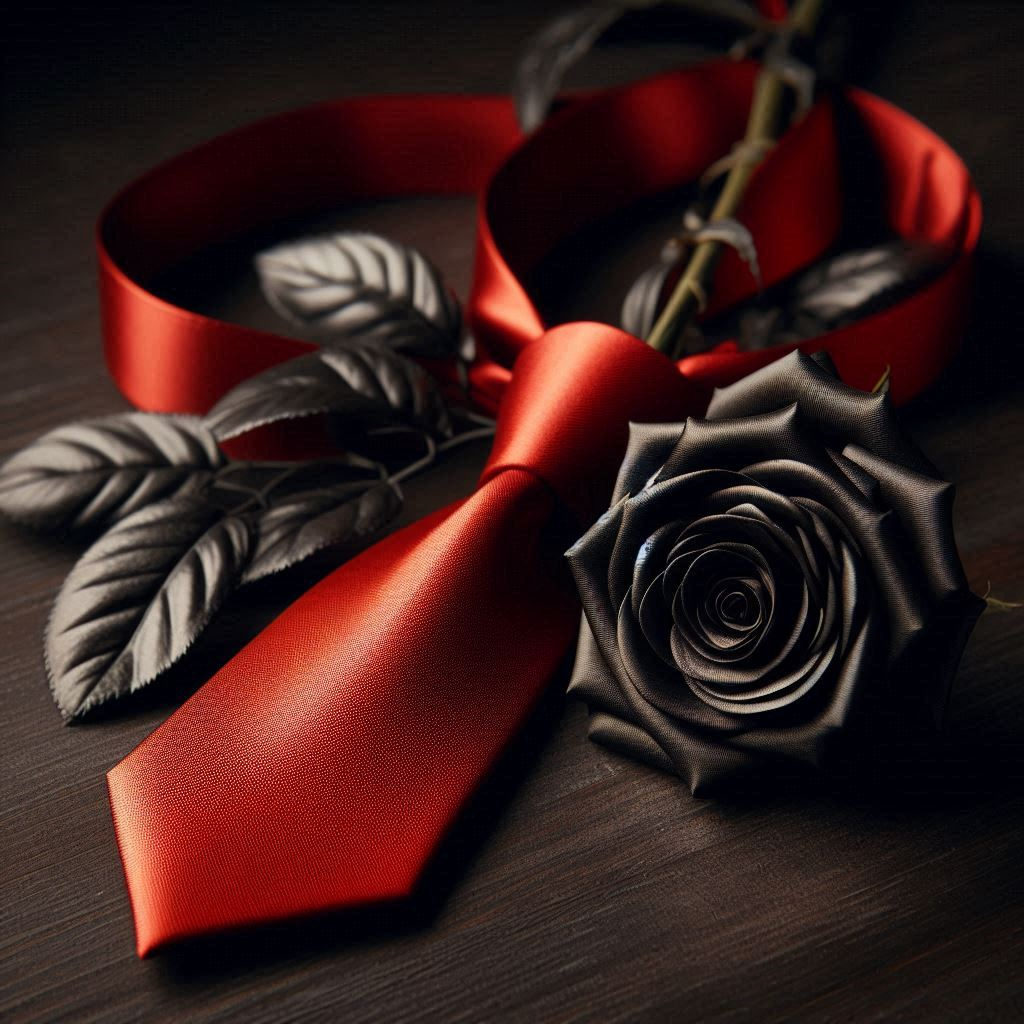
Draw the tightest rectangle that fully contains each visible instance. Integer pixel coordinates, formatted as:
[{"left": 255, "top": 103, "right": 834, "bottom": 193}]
[{"left": 2, "top": 3, "right": 1022, "bottom": 1022}]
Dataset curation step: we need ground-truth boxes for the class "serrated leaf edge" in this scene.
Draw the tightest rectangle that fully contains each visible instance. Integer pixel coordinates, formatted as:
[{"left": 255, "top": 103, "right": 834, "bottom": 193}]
[{"left": 45, "top": 501, "right": 252, "bottom": 721}]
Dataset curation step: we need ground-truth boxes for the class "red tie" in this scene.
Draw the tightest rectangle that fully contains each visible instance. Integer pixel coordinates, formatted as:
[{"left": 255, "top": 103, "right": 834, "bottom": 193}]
[{"left": 106, "top": 324, "right": 702, "bottom": 956}]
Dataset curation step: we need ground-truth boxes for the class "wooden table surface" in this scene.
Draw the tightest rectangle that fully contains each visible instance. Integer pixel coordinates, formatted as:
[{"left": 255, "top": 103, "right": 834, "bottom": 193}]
[{"left": 2, "top": 3, "right": 1022, "bottom": 1021}]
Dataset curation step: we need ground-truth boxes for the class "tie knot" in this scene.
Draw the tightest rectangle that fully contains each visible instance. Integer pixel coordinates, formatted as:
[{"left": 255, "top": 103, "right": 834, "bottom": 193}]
[{"left": 479, "top": 324, "right": 705, "bottom": 528}]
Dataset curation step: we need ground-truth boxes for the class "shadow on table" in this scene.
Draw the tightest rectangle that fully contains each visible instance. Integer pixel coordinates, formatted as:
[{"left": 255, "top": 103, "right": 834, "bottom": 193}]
[
  {"left": 708, "top": 677, "right": 1024, "bottom": 819},
  {"left": 908, "top": 246, "right": 1024, "bottom": 420}
]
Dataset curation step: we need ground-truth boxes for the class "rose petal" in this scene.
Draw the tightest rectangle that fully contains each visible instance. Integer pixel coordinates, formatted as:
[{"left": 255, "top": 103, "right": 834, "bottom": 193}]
[
  {"left": 566, "top": 615, "right": 636, "bottom": 725},
  {"left": 828, "top": 448, "right": 883, "bottom": 504},
  {"left": 742, "top": 458, "right": 930, "bottom": 663},
  {"left": 890, "top": 588, "right": 985, "bottom": 725},
  {"left": 630, "top": 521, "right": 686, "bottom": 620},
  {"left": 655, "top": 405, "right": 820, "bottom": 483},
  {"left": 842, "top": 444, "right": 968, "bottom": 603},
  {"left": 610, "top": 470, "right": 746, "bottom": 609},
  {"left": 618, "top": 593, "right": 738, "bottom": 728},
  {"left": 637, "top": 571, "right": 675, "bottom": 665},
  {"left": 586, "top": 711, "right": 677, "bottom": 776},
  {"left": 685, "top": 634, "right": 840, "bottom": 715},
  {"left": 728, "top": 576, "right": 880, "bottom": 766},
  {"left": 566, "top": 498, "right": 630, "bottom": 691},
  {"left": 612, "top": 421, "right": 687, "bottom": 502},
  {"left": 707, "top": 350, "right": 933, "bottom": 476}
]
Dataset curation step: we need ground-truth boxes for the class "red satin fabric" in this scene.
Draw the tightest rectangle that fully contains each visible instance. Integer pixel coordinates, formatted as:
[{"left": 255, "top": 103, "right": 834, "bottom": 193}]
[
  {"left": 470, "top": 77, "right": 979, "bottom": 405},
  {"left": 107, "top": 325, "right": 701, "bottom": 956},
  {"left": 100, "top": 59, "right": 981, "bottom": 955},
  {"left": 99, "top": 95, "right": 522, "bottom": 415},
  {"left": 98, "top": 62, "right": 980, "bottom": 424}
]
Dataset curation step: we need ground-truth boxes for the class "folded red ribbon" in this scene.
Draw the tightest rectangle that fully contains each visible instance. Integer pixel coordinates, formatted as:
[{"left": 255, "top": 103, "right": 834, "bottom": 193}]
[
  {"left": 99, "top": 59, "right": 980, "bottom": 954},
  {"left": 99, "top": 60, "right": 980, "bottom": 424}
]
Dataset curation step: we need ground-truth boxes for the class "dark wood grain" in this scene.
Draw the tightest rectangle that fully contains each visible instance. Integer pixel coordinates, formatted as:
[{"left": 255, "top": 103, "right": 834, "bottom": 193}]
[{"left": 2, "top": 3, "right": 1023, "bottom": 1022}]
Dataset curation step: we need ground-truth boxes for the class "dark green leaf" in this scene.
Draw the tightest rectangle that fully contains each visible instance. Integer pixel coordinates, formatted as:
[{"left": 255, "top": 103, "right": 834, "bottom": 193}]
[
  {"left": 514, "top": 0, "right": 764, "bottom": 132},
  {"left": 621, "top": 259, "right": 675, "bottom": 339},
  {"left": 0, "top": 413, "right": 223, "bottom": 533},
  {"left": 514, "top": 3, "right": 631, "bottom": 133},
  {"left": 256, "top": 230, "right": 462, "bottom": 358},
  {"left": 243, "top": 480, "right": 402, "bottom": 584},
  {"left": 729, "top": 241, "right": 951, "bottom": 350},
  {"left": 46, "top": 498, "right": 251, "bottom": 719},
  {"left": 621, "top": 240, "right": 951, "bottom": 352},
  {"left": 204, "top": 344, "right": 452, "bottom": 447},
  {"left": 787, "top": 241, "right": 950, "bottom": 336}
]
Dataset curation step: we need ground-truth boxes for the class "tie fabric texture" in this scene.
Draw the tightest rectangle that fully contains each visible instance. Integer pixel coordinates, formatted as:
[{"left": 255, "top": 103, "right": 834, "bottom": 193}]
[{"left": 107, "top": 324, "right": 701, "bottom": 956}]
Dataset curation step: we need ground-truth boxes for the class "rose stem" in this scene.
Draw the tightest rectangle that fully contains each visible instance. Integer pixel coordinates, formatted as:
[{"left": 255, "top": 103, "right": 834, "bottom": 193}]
[{"left": 645, "top": 0, "right": 828, "bottom": 360}]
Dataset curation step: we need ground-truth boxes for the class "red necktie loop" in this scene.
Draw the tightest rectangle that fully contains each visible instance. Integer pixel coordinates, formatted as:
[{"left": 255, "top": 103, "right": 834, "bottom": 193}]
[{"left": 97, "top": 59, "right": 980, "bottom": 433}]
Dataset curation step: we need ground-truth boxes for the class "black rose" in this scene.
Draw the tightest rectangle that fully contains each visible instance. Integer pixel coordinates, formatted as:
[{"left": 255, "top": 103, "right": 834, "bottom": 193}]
[{"left": 567, "top": 351, "right": 983, "bottom": 795}]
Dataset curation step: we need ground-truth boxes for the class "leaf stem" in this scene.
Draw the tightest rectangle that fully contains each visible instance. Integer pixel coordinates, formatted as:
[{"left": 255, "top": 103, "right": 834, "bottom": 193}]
[
  {"left": 645, "top": 0, "right": 827, "bottom": 359},
  {"left": 387, "top": 425, "right": 497, "bottom": 489},
  {"left": 981, "top": 581, "right": 1024, "bottom": 612}
]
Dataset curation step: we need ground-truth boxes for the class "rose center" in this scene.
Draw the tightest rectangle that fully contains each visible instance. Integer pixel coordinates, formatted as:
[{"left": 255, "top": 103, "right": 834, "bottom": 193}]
[
  {"left": 717, "top": 588, "right": 753, "bottom": 625},
  {"left": 708, "top": 578, "right": 762, "bottom": 632}
]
